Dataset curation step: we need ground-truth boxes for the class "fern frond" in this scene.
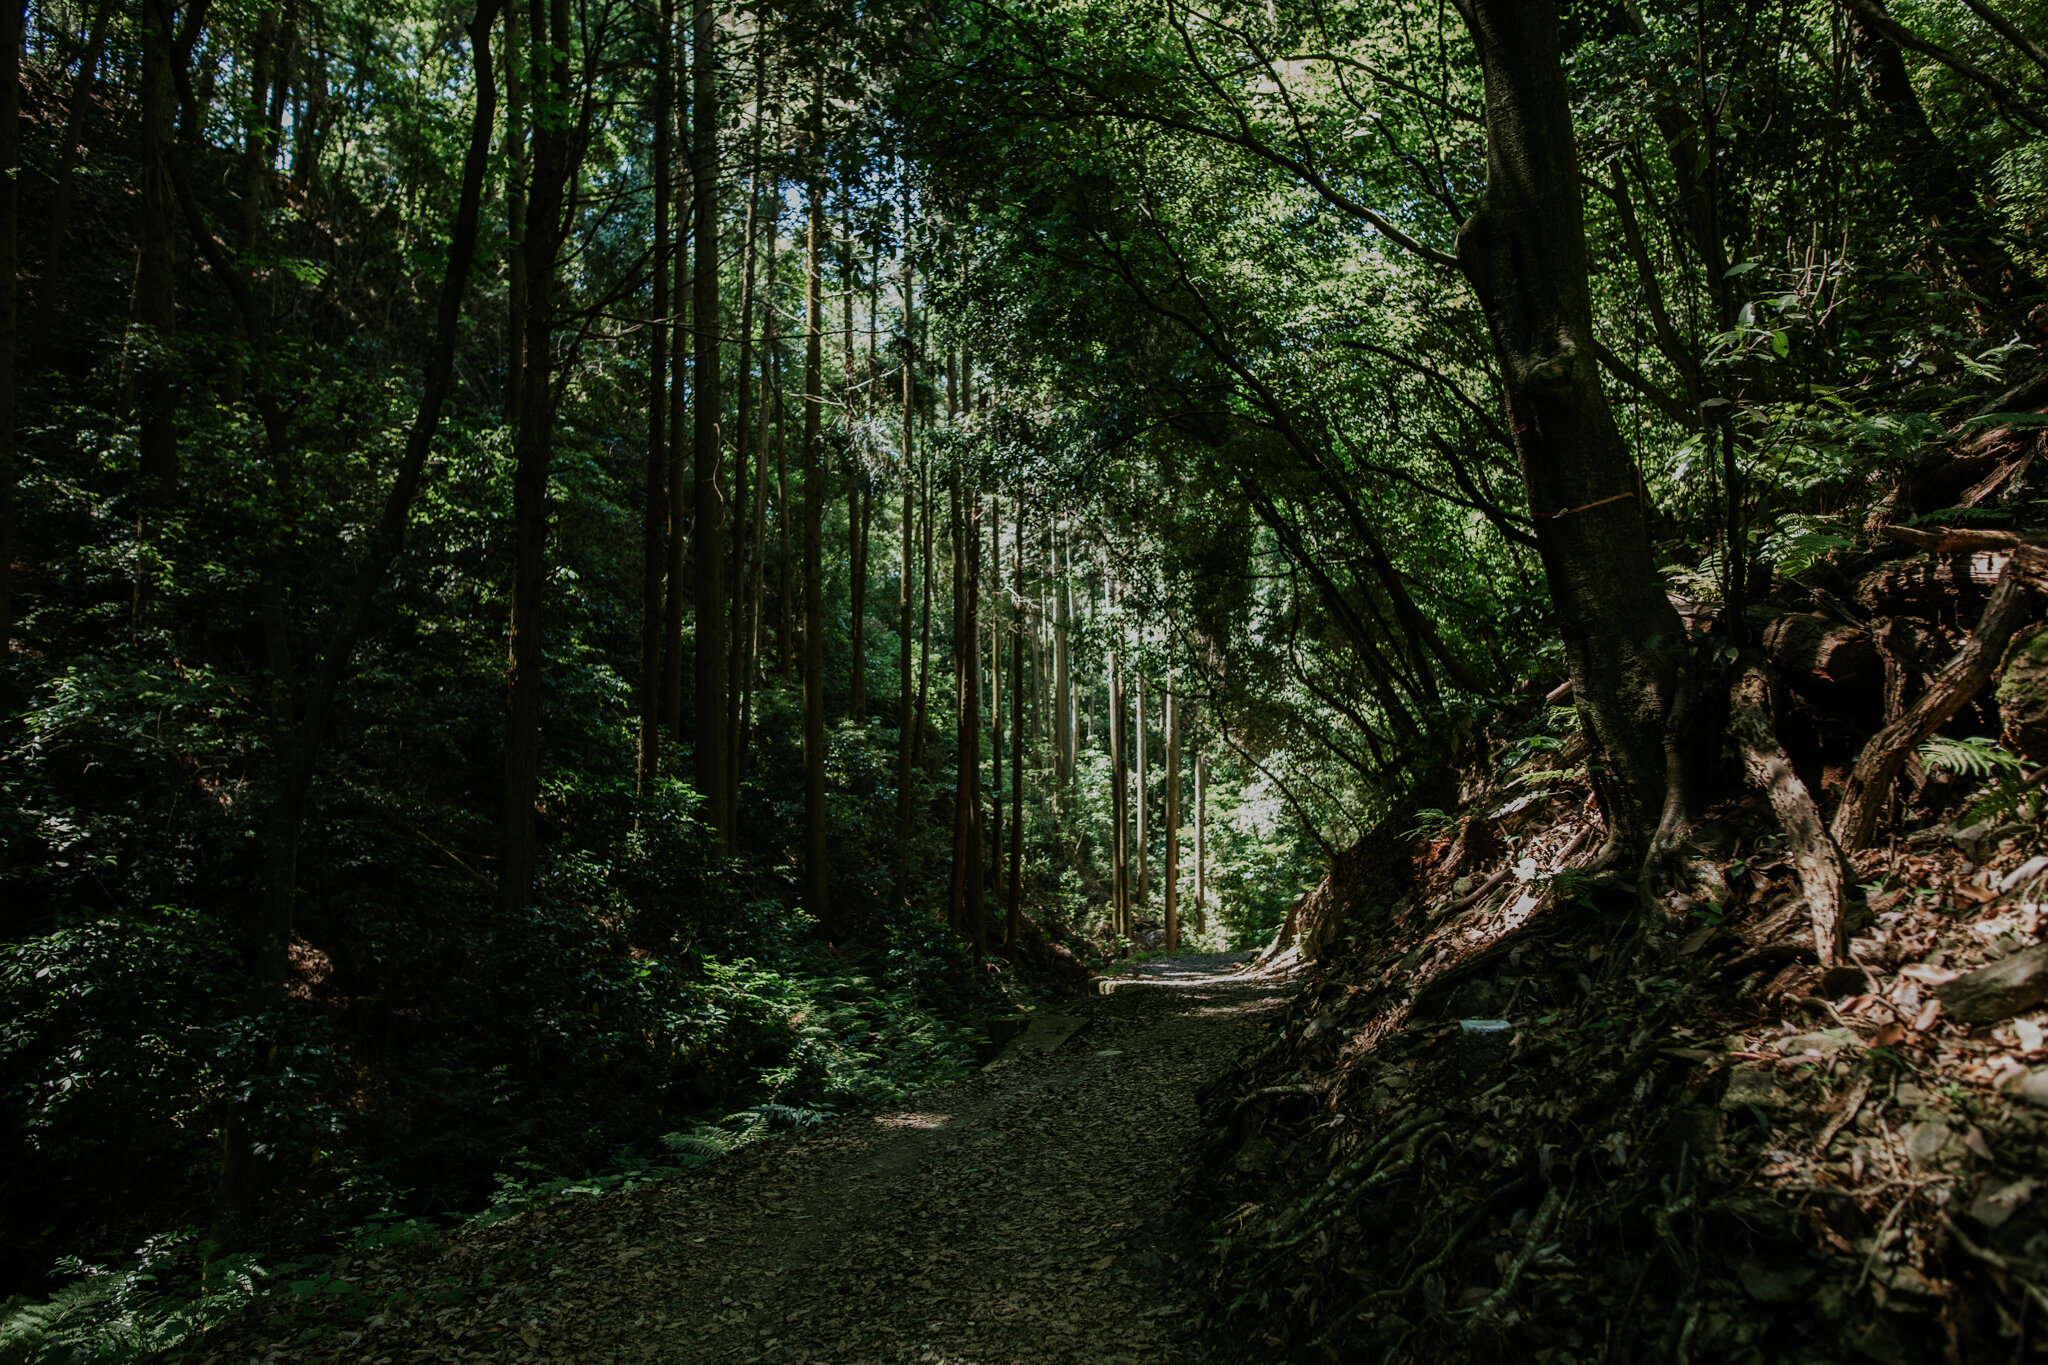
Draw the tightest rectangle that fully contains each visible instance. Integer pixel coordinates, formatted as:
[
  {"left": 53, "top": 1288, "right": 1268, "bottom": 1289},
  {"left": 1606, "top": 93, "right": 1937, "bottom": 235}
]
[{"left": 1918, "top": 736, "right": 2025, "bottom": 781}]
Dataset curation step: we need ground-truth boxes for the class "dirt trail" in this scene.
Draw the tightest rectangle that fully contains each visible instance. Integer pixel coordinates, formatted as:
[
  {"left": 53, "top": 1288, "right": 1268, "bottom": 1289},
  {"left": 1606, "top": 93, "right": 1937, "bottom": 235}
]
[{"left": 225, "top": 954, "right": 1291, "bottom": 1365}]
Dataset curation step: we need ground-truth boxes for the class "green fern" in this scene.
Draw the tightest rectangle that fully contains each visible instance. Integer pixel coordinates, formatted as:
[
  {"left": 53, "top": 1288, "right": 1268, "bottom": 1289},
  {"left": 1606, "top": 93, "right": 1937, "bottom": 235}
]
[
  {"left": 1918, "top": 736, "right": 2025, "bottom": 781},
  {"left": 1919, "top": 736, "right": 2039, "bottom": 827},
  {"left": 660, "top": 1128, "right": 735, "bottom": 1158}
]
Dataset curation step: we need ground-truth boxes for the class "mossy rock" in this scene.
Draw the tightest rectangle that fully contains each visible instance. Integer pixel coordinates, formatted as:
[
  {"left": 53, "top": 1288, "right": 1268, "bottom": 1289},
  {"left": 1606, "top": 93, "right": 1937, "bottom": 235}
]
[{"left": 1999, "top": 626, "right": 2048, "bottom": 761}]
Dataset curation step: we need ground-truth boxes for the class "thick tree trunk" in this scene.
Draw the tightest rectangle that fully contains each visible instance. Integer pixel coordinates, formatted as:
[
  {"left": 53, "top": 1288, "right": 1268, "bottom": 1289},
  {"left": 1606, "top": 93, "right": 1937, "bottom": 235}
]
[
  {"left": 1054, "top": 531, "right": 1071, "bottom": 807},
  {"left": 726, "top": 128, "right": 765, "bottom": 816},
  {"left": 1110, "top": 645, "right": 1128, "bottom": 936},
  {"left": 137, "top": 5, "right": 181, "bottom": 505},
  {"left": 225, "top": 4, "right": 278, "bottom": 399},
  {"left": 990, "top": 494, "right": 1004, "bottom": 918},
  {"left": 802, "top": 138, "right": 831, "bottom": 930},
  {"left": 501, "top": 0, "right": 573, "bottom": 912},
  {"left": 1008, "top": 493, "right": 1024, "bottom": 950},
  {"left": 914, "top": 461, "right": 934, "bottom": 766},
  {"left": 964, "top": 490, "right": 985, "bottom": 956},
  {"left": 1134, "top": 673, "right": 1148, "bottom": 908},
  {"left": 0, "top": 0, "right": 17, "bottom": 652},
  {"left": 735, "top": 186, "right": 777, "bottom": 806},
  {"left": 845, "top": 206, "right": 866, "bottom": 721},
  {"left": 636, "top": 0, "right": 672, "bottom": 795},
  {"left": 947, "top": 477, "right": 969, "bottom": 928},
  {"left": 1195, "top": 741, "right": 1206, "bottom": 933},
  {"left": 660, "top": 184, "right": 691, "bottom": 736},
  {"left": 690, "top": 0, "right": 727, "bottom": 847},
  {"left": 504, "top": 2, "right": 525, "bottom": 428},
  {"left": 1164, "top": 682, "right": 1180, "bottom": 951},
  {"left": 894, "top": 221, "right": 917, "bottom": 906},
  {"left": 1453, "top": 0, "right": 1690, "bottom": 870}
]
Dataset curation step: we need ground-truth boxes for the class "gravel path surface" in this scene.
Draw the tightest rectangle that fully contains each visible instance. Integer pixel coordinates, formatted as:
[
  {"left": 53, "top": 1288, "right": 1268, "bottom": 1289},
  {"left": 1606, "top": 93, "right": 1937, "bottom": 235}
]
[{"left": 211, "top": 956, "right": 1291, "bottom": 1364}]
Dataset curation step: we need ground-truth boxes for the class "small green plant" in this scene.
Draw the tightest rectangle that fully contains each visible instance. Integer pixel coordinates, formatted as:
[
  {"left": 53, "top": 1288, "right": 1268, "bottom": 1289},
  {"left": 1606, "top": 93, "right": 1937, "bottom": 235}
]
[
  {"left": 1918, "top": 736, "right": 2038, "bottom": 825},
  {"left": 1401, "top": 808, "right": 1457, "bottom": 839}
]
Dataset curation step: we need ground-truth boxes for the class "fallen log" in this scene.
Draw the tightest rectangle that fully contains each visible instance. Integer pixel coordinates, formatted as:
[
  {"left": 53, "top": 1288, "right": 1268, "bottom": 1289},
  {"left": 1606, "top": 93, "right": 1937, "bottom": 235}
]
[
  {"left": 1856, "top": 550, "right": 2009, "bottom": 618},
  {"left": 1935, "top": 944, "right": 2048, "bottom": 1023},
  {"left": 1731, "top": 662, "right": 1853, "bottom": 965},
  {"left": 1759, "top": 612, "right": 1880, "bottom": 691},
  {"left": 1877, "top": 525, "right": 2021, "bottom": 554},
  {"left": 1832, "top": 546, "right": 2048, "bottom": 852}
]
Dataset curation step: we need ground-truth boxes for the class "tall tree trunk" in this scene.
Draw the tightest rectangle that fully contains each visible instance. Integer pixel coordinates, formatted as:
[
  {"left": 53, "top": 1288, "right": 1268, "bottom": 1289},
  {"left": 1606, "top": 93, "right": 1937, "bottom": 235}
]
[
  {"left": 1134, "top": 673, "right": 1147, "bottom": 909},
  {"left": 690, "top": 0, "right": 728, "bottom": 847},
  {"left": 733, "top": 172, "right": 775, "bottom": 807},
  {"left": 501, "top": 0, "right": 573, "bottom": 912},
  {"left": 964, "top": 488, "right": 985, "bottom": 956},
  {"left": 726, "top": 121, "right": 764, "bottom": 815},
  {"left": 660, "top": 179, "right": 691, "bottom": 736},
  {"left": 893, "top": 208, "right": 917, "bottom": 906},
  {"left": 504, "top": 0, "right": 526, "bottom": 428},
  {"left": 914, "top": 459, "right": 933, "bottom": 767},
  {"left": 1194, "top": 738, "right": 1206, "bottom": 934},
  {"left": 0, "top": 0, "right": 15, "bottom": 658},
  {"left": 35, "top": 0, "right": 113, "bottom": 350},
  {"left": 801, "top": 117, "right": 831, "bottom": 930},
  {"left": 743, "top": 229, "right": 777, "bottom": 774},
  {"left": 844, "top": 201, "right": 865, "bottom": 723},
  {"left": 990, "top": 493, "right": 1004, "bottom": 919},
  {"left": 137, "top": 1, "right": 181, "bottom": 506},
  {"left": 946, "top": 475, "right": 967, "bottom": 929},
  {"left": 1053, "top": 528, "right": 1071, "bottom": 811},
  {"left": 636, "top": 0, "right": 673, "bottom": 795},
  {"left": 1453, "top": 0, "right": 1689, "bottom": 872},
  {"left": 1007, "top": 492, "right": 1024, "bottom": 950},
  {"left": 1109, "top": 642, "right": 1128, "bottom": 937},
  {"left": 1164, "top": 680, "right": 1179, "bottom": 951},
  {"left": 225, "top": 3, "right": 278, "bottom": 399}
]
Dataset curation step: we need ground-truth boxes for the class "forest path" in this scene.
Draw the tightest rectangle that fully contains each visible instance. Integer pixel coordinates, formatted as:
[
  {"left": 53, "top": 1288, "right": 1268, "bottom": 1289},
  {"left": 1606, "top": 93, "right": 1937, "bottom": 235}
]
[{"left": 249, "top": 952, "right": 1292, "bottom": 1365}]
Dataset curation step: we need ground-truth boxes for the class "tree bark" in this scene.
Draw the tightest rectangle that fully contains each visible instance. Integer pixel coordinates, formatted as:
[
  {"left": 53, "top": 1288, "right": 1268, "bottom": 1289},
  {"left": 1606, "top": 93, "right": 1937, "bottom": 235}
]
[
  {"left": 1134, "top": 673, "right": 1148, "bottom": 908},
  {"left": 1110, "top": 640, "right": 1129, "bottom": 937},
  {"left": 964, "top": 489, "right": 985, "bottom": 956},
  {"left": 660, "top": 178, "right": 691, "bottom": 736},
  {"left": 893, "top": 204, "right": 917, "bottom": 906},
  {"left": 801, "top": 118, "right": 831, "bottom": 931},
  {"left": 1194, "top": 740, "right": 1206, "bottom": 934},
  {"left": 690, "top": 0, "right": 727, "bottom": 847},
  {"left": 1452, "top": 0, "right": 1690, "bottom": 870},
  {"left": 137, "top": 1, "right": 182, "bottom": 505},
  {"left": 501, "top": 0, "right": 574, "bottom": 912},
  {"left": 1732, "top": 664, "right": 1852, "bottom": 965},
  {"left": 1008, "top": 491, "right": 1024, "bottom": 951},
  {"left": 636, "top": 0, "right": 673, "bottom": 795},
  {"left": 0, "top": 0, "right": 17, "bottom": 654},
  {"left": 1164, "top": 681, "right": 1180, "bottom": 951},
  {"left": 990, "top": 494, "right": 1005, "bottom": 920}
]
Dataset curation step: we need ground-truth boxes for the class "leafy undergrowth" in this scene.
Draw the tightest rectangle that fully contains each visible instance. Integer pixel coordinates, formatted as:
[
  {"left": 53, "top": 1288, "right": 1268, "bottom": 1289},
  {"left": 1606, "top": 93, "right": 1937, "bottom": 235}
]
[
  {"left": 1188, "top": 740, "right": 2048, "bottom": 1363},
  {"left": 0, "top": 952, "right": 999, "bottom": 1364}
]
